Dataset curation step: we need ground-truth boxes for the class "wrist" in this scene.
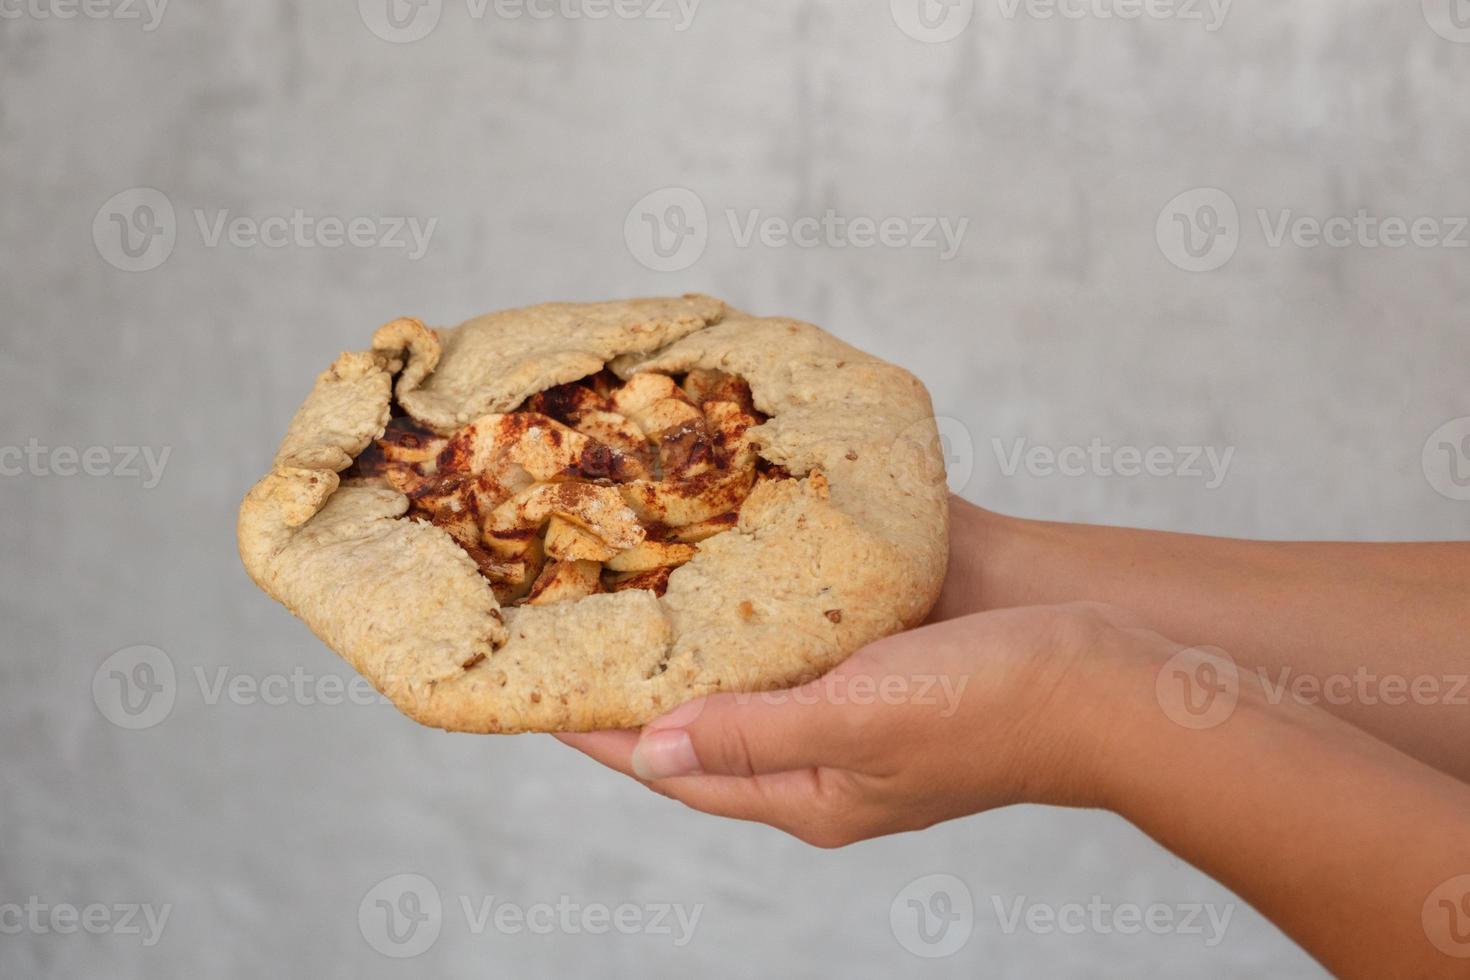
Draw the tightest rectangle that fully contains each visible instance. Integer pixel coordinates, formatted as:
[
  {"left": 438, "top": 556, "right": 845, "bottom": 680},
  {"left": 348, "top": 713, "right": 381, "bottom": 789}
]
[
  {"left": 937, "top": 499, "right": 1033, "bottom": 618},
  {"left": 1037, "top": 626, "right": 1170, "bottom": 811}
]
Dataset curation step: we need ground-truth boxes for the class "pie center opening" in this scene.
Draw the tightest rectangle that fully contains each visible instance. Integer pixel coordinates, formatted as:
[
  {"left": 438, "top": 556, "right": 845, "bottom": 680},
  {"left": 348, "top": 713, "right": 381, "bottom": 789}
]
[{"left": 349, "top": 369, "right": 791, "bottom": 606}]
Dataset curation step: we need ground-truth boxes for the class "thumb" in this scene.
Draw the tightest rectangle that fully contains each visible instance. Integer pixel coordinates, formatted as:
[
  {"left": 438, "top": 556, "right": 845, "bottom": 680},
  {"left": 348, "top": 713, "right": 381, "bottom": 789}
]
[{"left": 631, "top": 679, "right": 865, "bottom": 781}]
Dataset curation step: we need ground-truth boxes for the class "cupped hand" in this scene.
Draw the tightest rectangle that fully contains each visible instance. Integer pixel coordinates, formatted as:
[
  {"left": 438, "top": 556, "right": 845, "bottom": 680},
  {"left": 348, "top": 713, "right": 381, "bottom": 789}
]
[{"left": 555, "top": 602, "right": 1166, "bottom": 848}]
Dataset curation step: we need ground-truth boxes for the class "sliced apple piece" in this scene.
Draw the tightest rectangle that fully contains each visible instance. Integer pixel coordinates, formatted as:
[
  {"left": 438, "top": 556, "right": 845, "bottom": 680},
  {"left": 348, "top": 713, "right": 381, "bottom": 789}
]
[
  {"left": 527, "top": 559, "right": 603, "bottom": 606},
  {"left": 522, "top": 382, "right": 611, "bottom": 425},
  {"left": 544, "top": 515, "right": 618, "bottom": 562},
  {"left": 605, "top": 539, "right": 697, "bottom": 573},
  {"left": 682, "top": 369, "right": 757, "bottom": 414},
  {"left": 669, "top": 511, "right": 739, "bottom": 543},
  {"left": 573, "top": 410, "right": 643, "bottom": 451},
  {"left": 703, "top": 400, "right": 761, "bottom": 470},
  {"left": 610, "top": 372, "right": 683, "bottom": 418},
  {"left": 484, "top": 481, "right": 645, "bottom": 557},
  {"left": 636, "top": 397, "right": 703, "bottom": 437},
  {"left": 438, "top": 413, "right": 590, "bottom": 481},
  {"left": 603, "top": 566, "right": 674, "bottom": 597},
  {"left": 620, "top": 465, "right": 757, "bottom": 528}
]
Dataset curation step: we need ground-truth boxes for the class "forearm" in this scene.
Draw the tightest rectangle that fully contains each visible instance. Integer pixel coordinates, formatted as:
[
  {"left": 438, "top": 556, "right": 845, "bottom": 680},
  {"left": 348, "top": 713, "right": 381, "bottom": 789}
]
[
  {"left": 942, "top": 498, "right": 1470, "bottom": 779},
  {"left": 1092, "top": 655, "right": 1470, "bottom": 979}
]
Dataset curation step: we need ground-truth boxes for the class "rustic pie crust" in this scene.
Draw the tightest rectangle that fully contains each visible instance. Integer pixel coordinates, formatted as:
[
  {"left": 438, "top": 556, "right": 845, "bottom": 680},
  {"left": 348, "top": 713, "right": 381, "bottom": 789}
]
[{"left": 238, "top": 295, "right": 950, "bottom": 733}]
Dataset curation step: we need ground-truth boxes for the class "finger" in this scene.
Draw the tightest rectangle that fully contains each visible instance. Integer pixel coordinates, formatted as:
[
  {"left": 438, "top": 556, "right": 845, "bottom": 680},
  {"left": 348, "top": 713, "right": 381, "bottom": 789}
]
[
  {"left": 555, "top": 729, "right": 820, "bottom": 832},
  {"left": 631, "top": 685, "right": 862, "bottom": 781},
  {"left": 554, "top": 731, "right": 639, "bottom": 776},
  {"left": 1053, "top": 600, "right": 1150, "bottom": 630},
  {"left": 656, "top": 769, "right": 864, "bottom": 847},
  {"left": 659, "top": 769, "right": 813, "bottom": 818},
  {"left": 559, "top": 731, "right": 857, "bottom": 844}
]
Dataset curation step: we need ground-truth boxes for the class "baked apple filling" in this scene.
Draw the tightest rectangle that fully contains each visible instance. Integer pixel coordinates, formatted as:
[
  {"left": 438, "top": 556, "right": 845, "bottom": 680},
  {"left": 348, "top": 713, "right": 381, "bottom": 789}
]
[{"left": 350, "top": 369, "right": 788, "bottom": 605}]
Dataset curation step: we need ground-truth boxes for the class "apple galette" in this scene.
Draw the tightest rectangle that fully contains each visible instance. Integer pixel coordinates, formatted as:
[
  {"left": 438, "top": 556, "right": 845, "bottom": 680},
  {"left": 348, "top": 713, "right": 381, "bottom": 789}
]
[{"left": 238, "top": 295, "right": 949, "bottom": 733}]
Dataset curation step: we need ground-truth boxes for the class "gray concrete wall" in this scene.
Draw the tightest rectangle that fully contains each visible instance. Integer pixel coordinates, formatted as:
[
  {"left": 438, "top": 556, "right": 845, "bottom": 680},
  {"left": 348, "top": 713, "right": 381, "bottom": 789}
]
[{"left": 3, "top": 1, "right": 1467, "bottom": 976}]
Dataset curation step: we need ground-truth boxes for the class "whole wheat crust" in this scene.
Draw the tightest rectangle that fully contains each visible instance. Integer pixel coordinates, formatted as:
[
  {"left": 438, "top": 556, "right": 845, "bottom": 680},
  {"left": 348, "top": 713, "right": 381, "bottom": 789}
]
[{"left": 238, "top": 295, "right": 949, "bottom": 733}]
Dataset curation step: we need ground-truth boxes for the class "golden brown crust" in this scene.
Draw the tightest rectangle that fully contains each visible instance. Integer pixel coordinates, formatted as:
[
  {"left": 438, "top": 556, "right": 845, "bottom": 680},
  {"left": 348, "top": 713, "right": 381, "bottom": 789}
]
[{"left": 238, "top": 295, "right": 949, "bottom": 733}]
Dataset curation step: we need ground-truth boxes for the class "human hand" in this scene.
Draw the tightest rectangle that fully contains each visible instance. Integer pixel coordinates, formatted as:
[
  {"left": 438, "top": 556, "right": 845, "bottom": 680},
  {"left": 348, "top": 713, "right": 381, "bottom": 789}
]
[{"left": 556, "top": 602, "right": 1163, "bottom": 847}]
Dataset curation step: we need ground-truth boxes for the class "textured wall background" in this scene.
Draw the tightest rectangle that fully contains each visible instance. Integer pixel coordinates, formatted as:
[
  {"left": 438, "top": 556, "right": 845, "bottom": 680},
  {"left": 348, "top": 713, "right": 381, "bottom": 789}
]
[{"left": 2, "top": 0, "right": 1468, "bottom": 976}]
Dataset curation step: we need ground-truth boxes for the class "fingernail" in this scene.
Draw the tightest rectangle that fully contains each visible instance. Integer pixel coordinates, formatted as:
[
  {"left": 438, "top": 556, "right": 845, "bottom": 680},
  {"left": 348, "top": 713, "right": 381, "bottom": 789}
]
[{"left": 631, "top": 730, "right": 701, "bottom": 781}]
